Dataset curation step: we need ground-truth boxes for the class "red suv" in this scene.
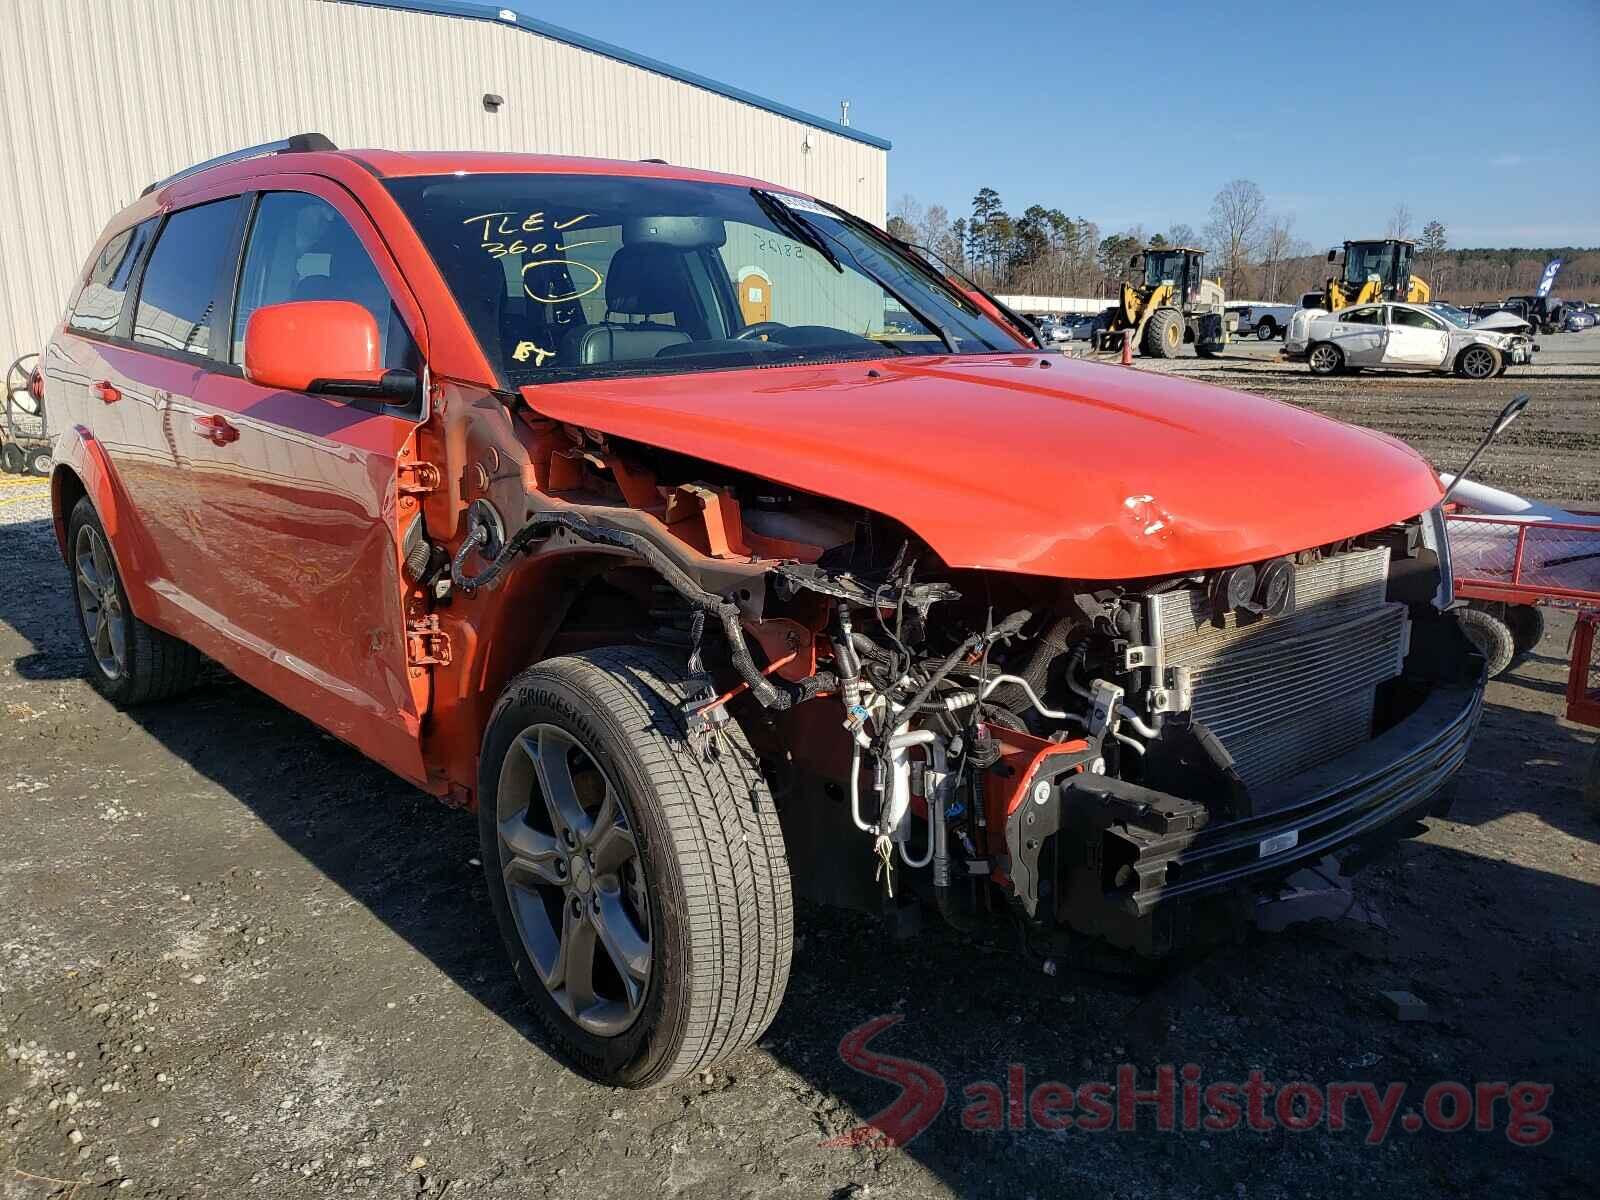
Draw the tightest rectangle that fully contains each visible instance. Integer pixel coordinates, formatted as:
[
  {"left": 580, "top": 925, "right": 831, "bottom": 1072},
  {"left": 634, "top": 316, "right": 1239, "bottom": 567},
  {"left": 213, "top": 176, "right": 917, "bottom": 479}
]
[{"left": 43, "top": 135, "right": 1483, "bottom": 1087}]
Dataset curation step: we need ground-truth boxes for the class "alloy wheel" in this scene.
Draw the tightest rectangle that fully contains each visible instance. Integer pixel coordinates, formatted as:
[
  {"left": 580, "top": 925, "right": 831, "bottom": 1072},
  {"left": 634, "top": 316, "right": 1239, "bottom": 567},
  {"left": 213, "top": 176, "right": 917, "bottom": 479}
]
[
  {"left": 495, "top": 723, "right": 652, "bottom": 1036},
  {"left": 1461, "top": 346, "right": 1495, "bottom": 379},
  {"left": 74, "top": 524, "right": 126, "bottom": 680},
  {"left": 1309, "top": 344, "right": 1339, "bottom": 373}
]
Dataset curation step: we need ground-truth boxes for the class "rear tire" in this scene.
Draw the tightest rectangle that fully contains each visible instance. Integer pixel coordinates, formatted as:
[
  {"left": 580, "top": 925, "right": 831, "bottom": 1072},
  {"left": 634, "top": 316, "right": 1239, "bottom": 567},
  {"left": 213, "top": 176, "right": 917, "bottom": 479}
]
[
  {"left": 1143, "top": 308, "right": 1183, "bottom": 358},
  {"left": 66, "top": 497, "right": 201, "bottom": 706},
  {"left": 1455, "top": 344, "right": 1501, "bottom": 379},
  {"left": 479, "top": 646, "right": 792, "bottom": 1088},
  {"left": 0, "top": 443, "right": 22, "bottom": 474},
  {"left": 27, "top": 448, "right": 52, "bottom": 476},
  {"left": 1307, "top": 341, "right": 1344, "bottom": 376},
  {"left": 1457, "top": 605, "right": 1516, "bottom": 678}
]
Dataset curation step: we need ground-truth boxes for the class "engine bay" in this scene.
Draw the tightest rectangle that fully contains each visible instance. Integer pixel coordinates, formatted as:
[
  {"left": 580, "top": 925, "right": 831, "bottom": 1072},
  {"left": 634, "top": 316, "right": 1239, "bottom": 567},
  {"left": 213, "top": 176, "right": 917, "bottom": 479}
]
[{"left": 444, "top": 412, "right": 1475, "bottom": 956}]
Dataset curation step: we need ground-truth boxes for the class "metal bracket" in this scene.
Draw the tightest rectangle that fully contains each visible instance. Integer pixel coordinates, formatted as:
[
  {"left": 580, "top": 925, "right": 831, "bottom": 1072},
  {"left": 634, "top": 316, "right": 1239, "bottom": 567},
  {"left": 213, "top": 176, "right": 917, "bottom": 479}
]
[
  {"left": 405, "top": 615, "right": 452, "bottom": 667},
  {"left": 397, "top": 461, "right": 442, "bottom": 497},
  {"left": 1121, "top": 644, "right": 1155, "bottom": 670},
  {"left": 1086, "top": 679, "right": 1125, "bottom": 740},
  {"left": 1148, "top": 665, "right": 1193, "bottom": 714}
]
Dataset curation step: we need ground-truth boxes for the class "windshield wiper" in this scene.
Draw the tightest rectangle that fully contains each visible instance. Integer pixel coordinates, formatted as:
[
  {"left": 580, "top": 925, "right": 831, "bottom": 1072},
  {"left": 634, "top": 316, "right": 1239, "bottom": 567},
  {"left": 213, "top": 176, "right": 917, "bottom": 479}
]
[
  {"left": 750, "top": 189, "right": 958, "bottom": 353},
  {"left": 750, "top": 189, "right": 843, "bottom": 274}
]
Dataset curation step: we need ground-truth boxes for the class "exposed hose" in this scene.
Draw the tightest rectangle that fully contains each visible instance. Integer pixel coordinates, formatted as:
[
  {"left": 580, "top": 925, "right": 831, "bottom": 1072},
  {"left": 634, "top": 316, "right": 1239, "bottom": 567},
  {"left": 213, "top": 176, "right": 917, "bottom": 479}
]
[
  {"left": 1113, "top": 730, "right": 1146, "bottom": 757},
  {"left": 849, "top": 744, "right": 874, "bottom": 833},
  {"left": 1065, "top": 641, "right": 1091, "bottom": 699},
  {"left": 882, "top": 609, "right": 1030, "bottom": 753},
  {"left": 451, "top": 509, "right": 829, "bottom": 711},
  {"left": 977, "top": 673, "right": 1083, "bottom": 723},
  {"left": 985, "top": 615, "right": 1074, "bottom": 717},
  {"left": 1117, "top": 705, "right": 1161, "bottom": 739}
]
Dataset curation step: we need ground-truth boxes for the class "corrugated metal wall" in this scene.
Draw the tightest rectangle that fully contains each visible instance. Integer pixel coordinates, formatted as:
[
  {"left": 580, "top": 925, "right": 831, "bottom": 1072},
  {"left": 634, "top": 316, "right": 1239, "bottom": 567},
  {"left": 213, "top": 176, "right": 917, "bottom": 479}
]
[{"left": 0, "top": 0, "right": 888, "bottom": 382}]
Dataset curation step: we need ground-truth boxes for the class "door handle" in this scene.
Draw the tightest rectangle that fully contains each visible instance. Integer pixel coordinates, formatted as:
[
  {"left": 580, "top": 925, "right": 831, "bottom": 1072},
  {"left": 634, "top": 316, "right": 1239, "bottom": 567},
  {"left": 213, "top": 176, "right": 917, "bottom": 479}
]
[
  {"left": 192, "top": 414, "right": 239, "bottom": 446},
  {"left": 93, "top": 380, "right": 121, "bottom": 405}
]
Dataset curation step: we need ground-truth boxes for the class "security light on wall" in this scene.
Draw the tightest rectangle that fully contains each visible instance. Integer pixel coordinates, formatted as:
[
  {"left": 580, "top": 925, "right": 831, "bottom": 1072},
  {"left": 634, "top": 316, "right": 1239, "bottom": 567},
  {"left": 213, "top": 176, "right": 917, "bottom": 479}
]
[{"left": 483, "top": 93, "right": 505, "bottom": 113}]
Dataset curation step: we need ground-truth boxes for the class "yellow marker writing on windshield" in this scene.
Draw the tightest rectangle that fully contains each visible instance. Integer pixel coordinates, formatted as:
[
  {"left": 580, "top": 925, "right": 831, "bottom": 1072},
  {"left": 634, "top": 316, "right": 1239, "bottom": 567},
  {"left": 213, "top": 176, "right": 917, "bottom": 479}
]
[{"left": 512, "top": 341, "right": 555, "bottom": 366}]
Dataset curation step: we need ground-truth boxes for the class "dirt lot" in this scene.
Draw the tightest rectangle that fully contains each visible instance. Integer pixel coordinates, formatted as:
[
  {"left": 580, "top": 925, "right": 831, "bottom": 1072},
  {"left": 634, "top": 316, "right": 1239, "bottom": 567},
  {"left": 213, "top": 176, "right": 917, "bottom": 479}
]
[{"left": 2, "top": 357, "right": 1598, "bottom": 1199}]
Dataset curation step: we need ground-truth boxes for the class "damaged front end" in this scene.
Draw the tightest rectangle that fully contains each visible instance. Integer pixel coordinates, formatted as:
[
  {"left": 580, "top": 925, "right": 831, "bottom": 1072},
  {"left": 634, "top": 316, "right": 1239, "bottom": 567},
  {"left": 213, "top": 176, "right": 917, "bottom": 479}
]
[{"left": 450, "top": 412, "right": 1484, "bottom": 959}]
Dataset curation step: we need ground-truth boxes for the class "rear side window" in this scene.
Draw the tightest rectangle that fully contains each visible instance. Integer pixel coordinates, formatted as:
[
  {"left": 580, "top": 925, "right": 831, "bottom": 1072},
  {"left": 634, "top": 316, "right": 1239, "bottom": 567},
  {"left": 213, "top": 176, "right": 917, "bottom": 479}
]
[
  {"left": 133, "top": 198, "right": 243, "bottom": 357},
  {"left": 1342, "top": 306, "right": 1383, "bottom": 326},
  {"left": 68, "top": 219, "right": 157, "bottom": 335},
  {"left": 231, "top": 192, "right": 418, "bottom": 370}
]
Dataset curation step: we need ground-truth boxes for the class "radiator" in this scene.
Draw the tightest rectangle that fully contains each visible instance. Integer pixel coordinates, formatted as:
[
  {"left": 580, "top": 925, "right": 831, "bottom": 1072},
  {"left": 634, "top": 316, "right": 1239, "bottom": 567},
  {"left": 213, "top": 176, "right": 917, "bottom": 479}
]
[{"left": 1146, "top": 547, "right": 1410, "bottom": 792}]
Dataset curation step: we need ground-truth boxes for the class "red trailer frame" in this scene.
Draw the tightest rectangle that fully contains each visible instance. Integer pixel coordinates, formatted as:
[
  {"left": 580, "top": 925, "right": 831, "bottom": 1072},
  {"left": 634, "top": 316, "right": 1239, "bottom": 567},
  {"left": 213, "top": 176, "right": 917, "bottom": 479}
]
[
  {"left": 1447, "top": 512, "right": 1600, "bottom": 731},
  {"left": 1569, "top": 612, "right": 1600, "bottom": 730}
]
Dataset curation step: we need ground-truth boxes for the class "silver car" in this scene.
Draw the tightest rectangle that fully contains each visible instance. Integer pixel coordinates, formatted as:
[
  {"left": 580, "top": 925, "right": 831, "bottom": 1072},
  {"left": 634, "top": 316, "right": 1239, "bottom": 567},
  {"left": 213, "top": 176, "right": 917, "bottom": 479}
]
[{"left": 1283, "top": 301, "right": 1533, "bottom": 379}]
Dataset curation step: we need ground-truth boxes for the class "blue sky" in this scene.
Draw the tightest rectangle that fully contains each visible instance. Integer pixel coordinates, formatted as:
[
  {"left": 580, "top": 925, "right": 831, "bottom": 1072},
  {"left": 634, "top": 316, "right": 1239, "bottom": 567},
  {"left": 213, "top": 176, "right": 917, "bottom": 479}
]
[{"left": 511, "top": 0, "right": 1600, "bottom": 249}]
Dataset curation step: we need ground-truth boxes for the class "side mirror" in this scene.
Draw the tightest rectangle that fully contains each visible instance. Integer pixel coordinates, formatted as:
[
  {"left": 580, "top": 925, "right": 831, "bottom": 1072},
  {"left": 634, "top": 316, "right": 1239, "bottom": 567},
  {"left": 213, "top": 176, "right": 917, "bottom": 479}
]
[
  {"left": 1326, "top": 249, "right": 1337, "bottom": 263},
  {"left": 1129, "top": 253, "right": 1145, "bottom": 273},
  {"left": 1492, "top": 393, "right": 1529, "bottom": 437},
  {"left": 244, "top": 300, "right": 417, "bottom": 403}
]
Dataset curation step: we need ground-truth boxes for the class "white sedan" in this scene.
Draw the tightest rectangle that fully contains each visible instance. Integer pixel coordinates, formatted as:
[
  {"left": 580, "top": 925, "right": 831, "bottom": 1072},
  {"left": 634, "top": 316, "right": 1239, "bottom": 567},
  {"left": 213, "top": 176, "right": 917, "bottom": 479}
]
[{"left": 1283, "top": 301, "right": 1534, "bottom": 379}]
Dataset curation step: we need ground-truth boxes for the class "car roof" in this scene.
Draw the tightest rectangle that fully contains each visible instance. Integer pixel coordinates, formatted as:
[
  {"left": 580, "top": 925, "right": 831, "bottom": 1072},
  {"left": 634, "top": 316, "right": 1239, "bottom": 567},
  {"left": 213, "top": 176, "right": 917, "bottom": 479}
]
[
  {"left": 134, "top": 145, "right": 813, "bottom": 225},
  {"left": 343, "top": 149, "right": 796, "bottom": 190}
]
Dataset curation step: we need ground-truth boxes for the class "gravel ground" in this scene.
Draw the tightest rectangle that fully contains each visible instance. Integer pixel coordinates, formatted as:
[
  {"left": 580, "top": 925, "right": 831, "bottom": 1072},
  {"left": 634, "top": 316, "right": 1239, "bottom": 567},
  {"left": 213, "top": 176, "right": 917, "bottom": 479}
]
[{"left": 2, "top": 367, "right": 1598, "bottom": 1199}]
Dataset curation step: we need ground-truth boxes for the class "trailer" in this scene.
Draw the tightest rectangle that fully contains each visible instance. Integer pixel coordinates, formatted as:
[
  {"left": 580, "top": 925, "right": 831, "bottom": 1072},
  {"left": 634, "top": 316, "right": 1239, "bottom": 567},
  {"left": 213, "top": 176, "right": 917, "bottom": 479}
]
[
  {"left": 1447, "top": 509, "right": 1600, "bottom": 807},
  {"left": 2, "top": 354, "right": 53, "bottom": 477}
]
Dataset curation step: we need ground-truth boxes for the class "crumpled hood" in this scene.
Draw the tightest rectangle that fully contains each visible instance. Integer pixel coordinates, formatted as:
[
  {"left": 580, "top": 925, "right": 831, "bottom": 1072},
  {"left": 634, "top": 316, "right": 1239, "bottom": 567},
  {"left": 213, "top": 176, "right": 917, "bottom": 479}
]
[
  {"left": 522, "top": 353, "right": 1444, "bottom": 580},
  {"left": 1474, "top": 311, "right": 1532, "bottom": 333}
]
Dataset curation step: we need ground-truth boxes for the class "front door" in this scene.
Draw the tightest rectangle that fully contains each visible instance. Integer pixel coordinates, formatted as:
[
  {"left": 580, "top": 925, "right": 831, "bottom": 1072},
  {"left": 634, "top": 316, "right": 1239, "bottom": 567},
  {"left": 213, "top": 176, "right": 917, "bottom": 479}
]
[
  {"left": 1331, "top": 305, "right": 1387, "bottom": 365},
  {"left": 1381, "top": 305, "right": 1450, "bottom": 368},
  {"left": 179, "top": 183, "right": 431, "bottom": 784}
]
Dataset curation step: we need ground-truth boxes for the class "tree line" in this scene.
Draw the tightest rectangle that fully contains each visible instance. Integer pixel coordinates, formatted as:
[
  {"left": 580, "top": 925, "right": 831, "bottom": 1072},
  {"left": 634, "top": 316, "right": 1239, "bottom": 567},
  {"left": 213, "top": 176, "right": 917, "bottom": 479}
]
[{"left": 887, "top": 184, "right": 1599, "bottom": 303}]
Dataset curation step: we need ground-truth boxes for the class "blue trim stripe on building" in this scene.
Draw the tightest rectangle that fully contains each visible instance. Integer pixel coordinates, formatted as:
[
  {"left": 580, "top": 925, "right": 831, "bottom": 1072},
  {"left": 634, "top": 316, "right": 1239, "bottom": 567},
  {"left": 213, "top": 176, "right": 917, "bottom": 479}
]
[{"left": 342, "top": 0, "right": 893, "bottom": 151}]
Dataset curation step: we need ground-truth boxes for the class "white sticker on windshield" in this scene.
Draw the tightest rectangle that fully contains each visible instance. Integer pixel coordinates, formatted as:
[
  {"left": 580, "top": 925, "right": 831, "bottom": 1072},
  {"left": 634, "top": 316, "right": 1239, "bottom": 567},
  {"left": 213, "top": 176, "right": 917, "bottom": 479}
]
[{"left": 778, "top": 194, "right": 833, "bottom": 218}]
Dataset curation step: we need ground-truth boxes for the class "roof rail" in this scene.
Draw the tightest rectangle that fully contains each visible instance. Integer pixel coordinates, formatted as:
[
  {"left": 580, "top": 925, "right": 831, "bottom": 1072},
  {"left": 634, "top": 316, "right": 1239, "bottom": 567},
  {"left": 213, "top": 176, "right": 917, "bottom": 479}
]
[{"left": 141, "top": 133, "right": 339, "bottom": 197}]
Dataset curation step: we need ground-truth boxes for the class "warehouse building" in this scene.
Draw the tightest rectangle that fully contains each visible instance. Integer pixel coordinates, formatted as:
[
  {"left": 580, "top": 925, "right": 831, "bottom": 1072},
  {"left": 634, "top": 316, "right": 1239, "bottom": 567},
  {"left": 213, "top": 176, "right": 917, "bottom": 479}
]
[{"left": 0, "top": 0, "right": 890, "bottom": 382}]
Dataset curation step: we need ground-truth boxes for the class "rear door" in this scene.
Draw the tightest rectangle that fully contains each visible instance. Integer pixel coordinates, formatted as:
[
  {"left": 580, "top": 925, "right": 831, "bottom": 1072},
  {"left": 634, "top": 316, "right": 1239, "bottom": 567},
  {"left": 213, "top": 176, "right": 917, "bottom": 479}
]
[
  {"left": 179, "top": 181, "right": 430, "bottom": 783},
  {"left": 1382, "top": 305, "right": 1450, "bottom": 368},
  {"left": 53, "top": 217, "right": 162, "bottom": 504},
  {"left": 120, "top": 197, "right": 248, "bottom": 580},
  {"left": 1330, "top": 305, "right": 1386, "bottom": 364}
]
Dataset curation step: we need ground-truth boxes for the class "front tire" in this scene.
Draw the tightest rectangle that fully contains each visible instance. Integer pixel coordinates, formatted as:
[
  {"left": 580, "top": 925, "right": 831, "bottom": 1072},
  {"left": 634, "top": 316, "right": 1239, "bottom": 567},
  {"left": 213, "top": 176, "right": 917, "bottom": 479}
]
[
  {"left": 1143, "top": 308, "right": 1183, "bottom": 358},
  {"left": 1455, "top": 344, "right": 1501, "bottom": 379},
  {"left": 66, "top": 497, "right": 201, "bottom": 705},
  {"left": 1256, "top": 319, "right": 1277, "bottom": 340},
  {"left": 1307, "top": 341, "right": 1344, "bottom": 376},
  {"left": 27, "top": 448, "right": 52, "bottom": 477},
  {"left": 479, "top": 647, "right": 792, "bottom": 1087}
]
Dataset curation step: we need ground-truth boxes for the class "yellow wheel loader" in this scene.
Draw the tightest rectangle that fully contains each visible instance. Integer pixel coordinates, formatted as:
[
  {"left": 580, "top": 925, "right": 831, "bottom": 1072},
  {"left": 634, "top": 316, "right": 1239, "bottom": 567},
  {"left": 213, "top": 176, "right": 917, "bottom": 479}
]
[
  {"left": 1322, "top": 238, "right": 1431, "bottom": 309},
  {"left": 1095, "top": 247, "right": 1231, "bottom": 359}
]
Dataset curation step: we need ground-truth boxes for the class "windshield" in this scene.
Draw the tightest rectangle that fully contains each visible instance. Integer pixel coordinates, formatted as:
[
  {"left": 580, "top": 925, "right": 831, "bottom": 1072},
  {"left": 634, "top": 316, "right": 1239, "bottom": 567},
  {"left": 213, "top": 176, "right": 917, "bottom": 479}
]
[
  {"left": 385, "top": 174, "right": 1024, "bottom": 387},
  {"left": 1342, "top": 242, "right": 1410, "bottom": 289},
  {"left": 1145, "top": 251, "right": 1187, "bottom": 288}
]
